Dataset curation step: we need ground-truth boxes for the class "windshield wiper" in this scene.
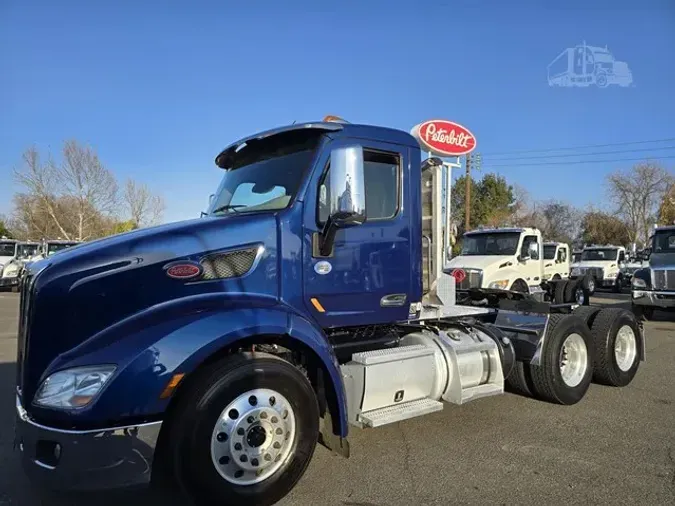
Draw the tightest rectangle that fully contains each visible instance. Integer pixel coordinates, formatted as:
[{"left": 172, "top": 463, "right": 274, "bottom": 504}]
[{"left": 211, "top": 204, "right": 247, "bottom": 214}]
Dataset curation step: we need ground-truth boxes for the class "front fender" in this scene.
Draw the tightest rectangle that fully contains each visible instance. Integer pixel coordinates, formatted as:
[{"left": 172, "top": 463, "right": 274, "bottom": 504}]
[
  {"left": 32, "top": 296, "right": 347, "bottom": 437},
  {"left": 483, "top": 269, "right": 523, "bottom": 289}
]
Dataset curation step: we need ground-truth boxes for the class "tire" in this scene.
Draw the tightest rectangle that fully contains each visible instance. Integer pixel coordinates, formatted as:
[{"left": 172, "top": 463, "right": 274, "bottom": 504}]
[
  {"left": 510, "top": 279, "right": 529, "bottom": 293},
  {"left": 584, "top": 275, "right": 596, "bottom": 296},
  {"left": 563, "top": 278, "right": 581, "bottom": 304},
  {"left": 159, "top": 352, "right": 320, "bottom": 506},
  {"left": 590, "top": 309, "right": 641, "bottom": 387},
  {"left": 528, "top": 314, "right": 594, "bottom": 405},
  {"left": 632, "top": 304, "right": 654, "bottom": 321},
  {"left": 505, "top": 360, "right": 534, "bottom": 397},
  {"left": 613, "top": 275, "right": 623, "bottom": 293},
  {"left": 553, "top": 280, "right": 567, "bottom": 303},
  {"left": 572, "top": 306, "right": 601, "bottom": 326}
]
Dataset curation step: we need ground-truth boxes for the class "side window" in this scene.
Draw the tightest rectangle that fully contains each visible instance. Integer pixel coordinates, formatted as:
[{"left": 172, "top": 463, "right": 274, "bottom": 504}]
[
  {"left": 521, "top": 235, "right": 540, "bottom": 260},
  {"left": 318, "top": 150, "right": 400, "bottom": 224},
  {"left": 618, "top": 250, "right": 625, "bottom": 262},
  {"left": 558, "top": 248, "right": 567, "bottom": 262}
]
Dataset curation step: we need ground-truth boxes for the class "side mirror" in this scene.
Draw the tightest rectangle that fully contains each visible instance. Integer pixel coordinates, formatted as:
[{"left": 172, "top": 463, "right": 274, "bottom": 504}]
[
  {"left": 528, "top": 242, "right": 539, "bottom": 259},
  {"left": 319, "top": 145, "right": 366, "bottom": 256},
  {"left": 643, "top": 248, "right": 652, "bottom": 260}
]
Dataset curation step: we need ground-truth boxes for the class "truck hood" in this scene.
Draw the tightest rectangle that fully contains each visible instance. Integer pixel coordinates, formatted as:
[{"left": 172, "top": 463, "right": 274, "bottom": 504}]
[
  {"left": 0, "top": 255, "right": 13, "bottom": 266},
  {"left": 446, "top": 255, "right": 514, "bottom": 271},
  {"left": 574, "top": 261, "right": 616, "bottom": 269},
  {"left": 648, "top": 253, "right": 675, "bottom": 270},
  {"left": 20, "top": 212, "right": 279, "bottom": 404}
]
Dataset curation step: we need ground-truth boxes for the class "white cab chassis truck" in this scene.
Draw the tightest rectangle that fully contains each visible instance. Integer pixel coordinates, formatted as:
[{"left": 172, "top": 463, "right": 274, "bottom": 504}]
[
  {"left": 570, "top": 245, "right": 628, "bottom": 294},
  {"left": 543, "top": 241, "right": 571, "bottom": 281},
  {"left": 445, "top": 227, "right": 584, "bottom": 305}
]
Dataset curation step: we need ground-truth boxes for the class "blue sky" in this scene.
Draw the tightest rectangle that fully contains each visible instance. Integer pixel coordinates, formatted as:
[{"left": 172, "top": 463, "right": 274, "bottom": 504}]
[{"left": 1, "top": 0, "right": 674, "bottom": 224}]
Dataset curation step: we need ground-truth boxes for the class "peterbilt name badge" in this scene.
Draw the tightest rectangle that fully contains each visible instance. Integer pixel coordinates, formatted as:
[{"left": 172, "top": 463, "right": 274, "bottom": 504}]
[
  {"left": 314, "top": 261, "right": 332, "bottom": 275},
  {"left": 164, "top": 261, "right": 203, "bottom": 280}
]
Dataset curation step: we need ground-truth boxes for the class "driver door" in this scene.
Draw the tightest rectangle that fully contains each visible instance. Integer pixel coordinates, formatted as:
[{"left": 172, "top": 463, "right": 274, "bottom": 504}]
[{"left": 519, "top": 235, "right": 542, "bottom": 287}]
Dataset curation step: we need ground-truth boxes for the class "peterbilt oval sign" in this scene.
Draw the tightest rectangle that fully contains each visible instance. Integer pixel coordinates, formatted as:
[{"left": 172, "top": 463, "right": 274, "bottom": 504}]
[
  {"left": 164, "top": 262, "right": 202, "bottom": 280},
  {"left": 411, "top": 120, "right": 477, "bottom": 157},
  {"left": 451, "top": 268, "right": 466, "bottom": 283}
]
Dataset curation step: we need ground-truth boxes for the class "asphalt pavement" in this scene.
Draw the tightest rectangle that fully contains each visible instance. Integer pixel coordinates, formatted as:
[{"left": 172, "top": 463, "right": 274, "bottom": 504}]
[{"left": 0, "top": 291, "right": 673, "bottom": 506}]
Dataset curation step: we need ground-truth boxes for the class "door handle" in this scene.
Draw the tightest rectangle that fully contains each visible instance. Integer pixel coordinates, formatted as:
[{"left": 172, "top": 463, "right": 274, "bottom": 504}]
[{"left": 380, "top": 293, "right": 407, "bottom": 307}]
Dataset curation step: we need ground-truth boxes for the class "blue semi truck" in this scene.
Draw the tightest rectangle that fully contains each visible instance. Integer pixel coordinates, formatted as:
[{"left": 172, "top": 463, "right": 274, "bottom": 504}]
[{"left": 14, "top": 119, "right": 644, "bottom": 506}]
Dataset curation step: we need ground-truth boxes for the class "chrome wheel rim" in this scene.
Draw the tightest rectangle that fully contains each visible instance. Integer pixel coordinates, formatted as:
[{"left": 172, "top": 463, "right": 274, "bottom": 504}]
[
  {"left": 614, "top": 325, "right": 637, "bottom": 372},
  {"left": 587, "top": 279, "right": 595, "bottom": 292},
  {"left": 575, "top": 287, "right": 585, "bottom": 305},
  {"left": 210, "top": 388, "right": 296, "bottom": 486},
  {"left": 559, "top": 333, "right": 588, "bottom": 387}
]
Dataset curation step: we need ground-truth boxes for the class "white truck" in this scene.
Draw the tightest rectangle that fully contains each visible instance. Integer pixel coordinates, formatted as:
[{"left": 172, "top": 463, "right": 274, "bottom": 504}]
[
  {"left": 445, "top": 227, "right": 583, "bottom": 303},
  {"left": 569, "top": 244, "right": 628, "bottom": 294},
  {"left": 0, "top": 241, "right": 40, "bottom": 291},
  {"left": 543, "top": 241, "right": 571, "bottom": 281},
  {"left": 0, "top": 237, "right": 18, "bottom": 285}
]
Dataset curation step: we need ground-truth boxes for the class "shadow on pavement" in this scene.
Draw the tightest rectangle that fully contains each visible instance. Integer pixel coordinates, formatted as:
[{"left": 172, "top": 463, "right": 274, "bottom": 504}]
[{"left": 0, "top": 361, "right": 179, "bottom": 506}]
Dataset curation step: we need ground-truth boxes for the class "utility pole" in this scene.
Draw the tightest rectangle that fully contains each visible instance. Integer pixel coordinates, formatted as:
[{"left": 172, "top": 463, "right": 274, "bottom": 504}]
[{"left": 465, "top": 153, "right": 471, "bottom": 231}]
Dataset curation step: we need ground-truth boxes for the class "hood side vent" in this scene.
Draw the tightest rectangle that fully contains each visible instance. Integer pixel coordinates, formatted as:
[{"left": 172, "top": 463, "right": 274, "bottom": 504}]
[{"left": 200, "top": 246, "right": 260, "bottom": 280}]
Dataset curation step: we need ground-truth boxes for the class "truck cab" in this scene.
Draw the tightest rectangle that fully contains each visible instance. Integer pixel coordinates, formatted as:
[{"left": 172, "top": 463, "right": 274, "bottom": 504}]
[
  {"left": 570, "top": 244, "right": 627, "bottom": 294},
  {"left": 445, "top": 227, "right": 544, "bottom": 293},
  {"left": 0, "top": 237, "right": 18, "bottom": 278},
  {"left": 0, "top": 241, "right": 40, "bottom": 290},
  {"left": 542, "top": 242, "right": 570, "bottom": 281},
  {"left": 631, "top": 225, "right": 675, "bottom": 319}
]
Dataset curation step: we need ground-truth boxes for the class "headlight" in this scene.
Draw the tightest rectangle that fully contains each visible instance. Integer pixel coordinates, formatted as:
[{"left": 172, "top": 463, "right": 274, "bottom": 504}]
[
  {"left": 2, "top": 263, "right": 19, "bottom": 277},
  {"left": 632, "top": 277, "right": 647, "bottom": 289},
  {"left": 34, "top": 365, "right": 116, "bottom": 408},
  {"left": 489, "top": 279, "right": 510, "bottom": 290}
]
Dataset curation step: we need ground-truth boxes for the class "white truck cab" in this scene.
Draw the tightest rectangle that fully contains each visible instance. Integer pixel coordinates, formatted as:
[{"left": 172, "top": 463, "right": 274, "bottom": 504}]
[
  {"left": 570, "top": 244, "right": 627, "bottom": 294},
  {"left": 0, "top": 238, "right": 18, "bottom": 280},
  {"left": 542, "top": 241, "right": 571, "bottom": 281},
  {"left": 0, "top": 241, "right": 40, "bottom": 290},
  {"left": 445, "top": 227, "right": 544, "bottom": 293}
]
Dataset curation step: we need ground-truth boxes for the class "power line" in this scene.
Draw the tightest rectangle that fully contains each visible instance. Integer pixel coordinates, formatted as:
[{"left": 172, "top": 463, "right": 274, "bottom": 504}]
[
  {"left": 484, "top": 155, "right": 675, "bottom": 168},
  {"left": 480, "top": 137, "right": 675, "bottom": 157},
  {"left": 482, "top": 145, "right": 675, "bottom": 162}
]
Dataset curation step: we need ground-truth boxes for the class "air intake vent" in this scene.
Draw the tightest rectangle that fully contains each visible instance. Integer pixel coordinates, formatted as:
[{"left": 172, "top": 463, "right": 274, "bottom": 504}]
[{"left": 200, "top": 247, "right": 260, "bottom": 280}]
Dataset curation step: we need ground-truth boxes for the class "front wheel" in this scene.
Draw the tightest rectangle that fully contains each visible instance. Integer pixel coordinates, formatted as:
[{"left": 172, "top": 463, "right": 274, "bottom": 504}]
[{"left": 159, "top": 352, "right": 320, "bottom": 506}]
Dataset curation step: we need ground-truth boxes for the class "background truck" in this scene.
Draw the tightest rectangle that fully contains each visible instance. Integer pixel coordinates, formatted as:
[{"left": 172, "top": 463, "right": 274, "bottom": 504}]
[
  {"left": 570, "top": 244, "right": 628, "bottom": 294},
  {"left": 444, "top": 228, "right": 581, "bottom": 303},
  {"left": 631, "top": 225, "right": 675, "bottom": 320},
  {"left": 543, "top": 241, "right": 571, "bottom": 281},
  {"left": 0, "top": 237, "right": 18, "bottom": 280},
  {"left": 0, "top": 241, "right": 39, "bottom": 291},
  {"left": 547, "top": 41, "right": 633, "bottom": 88},
  {"left": 15, "top": 119, "right": 644, "bottom": 506}
]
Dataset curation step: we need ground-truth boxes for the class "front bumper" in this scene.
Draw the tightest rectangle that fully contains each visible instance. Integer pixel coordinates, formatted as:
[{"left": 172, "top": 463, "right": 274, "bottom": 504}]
[
  {"left": 0, "top": 276, "right": 19, "bottom": 287},
  {"left": 631, "top": 290, "right": 675, "bottom": 308},
  {"left": 14, "top": 395, "right": 162, "bottom": 491}
]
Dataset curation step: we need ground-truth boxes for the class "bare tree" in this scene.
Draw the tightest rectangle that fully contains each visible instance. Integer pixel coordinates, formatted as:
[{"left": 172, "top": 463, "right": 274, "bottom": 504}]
[
  {"left": 124, "top": 179, "right": 165, "bottom": 228},
  {"left": 606, "top": 163, "right": 674, "bottom": 246}
]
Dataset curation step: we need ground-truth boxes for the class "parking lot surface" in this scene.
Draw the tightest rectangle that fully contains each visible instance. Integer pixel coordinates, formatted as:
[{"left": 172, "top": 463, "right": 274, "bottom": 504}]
[{"left": 0, "top": 291, "right": 673, "bottom": 506}]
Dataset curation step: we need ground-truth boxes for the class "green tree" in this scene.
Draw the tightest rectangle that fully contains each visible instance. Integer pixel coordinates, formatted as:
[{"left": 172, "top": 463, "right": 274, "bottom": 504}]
[
  {"left": 452, "top": 173, "right": 516, "bottom": 233},
  {"left": 580, "top": 211, "right": 631, "bottom": 246}
]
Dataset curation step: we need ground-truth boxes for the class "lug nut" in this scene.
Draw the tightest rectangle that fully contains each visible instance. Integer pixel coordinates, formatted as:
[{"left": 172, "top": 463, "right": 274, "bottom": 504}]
[
  {"left": 248, "top": 396, "right": 257, "bottom": 406},
  {"left": 260, "top": 412, "right": 268, "bottom": 420},
  {"left": 271, "top": 416, "right": 278, "bottom": 423},
  {"left": 276, "top": 428, "right": 283, "bottom": 435},
  {"left": 234, "top": 443, "right": 242, "bottom": 451},
  {"left": 217, "top": 432, "right": 228, "bottom": 442},
  {"left": 240, "top": 455, "right": 248, "bottom": 463},
  {"left": 264, "top": 454, "right": 272, "bottom": 462},
  {"left": 273, "top": 441, "right": 281, "bottom": 449},
  {"left": 247, "top": 416, "right": 254, "bottom": 424},
  {"left": 251, "top": 458, "right": 259, "bottom": 467}
]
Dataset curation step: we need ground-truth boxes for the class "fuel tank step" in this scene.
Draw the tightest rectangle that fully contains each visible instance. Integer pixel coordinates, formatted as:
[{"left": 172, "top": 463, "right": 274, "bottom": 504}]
[{"left": 359, "top": 398, "right": 443, "bottom": 428}]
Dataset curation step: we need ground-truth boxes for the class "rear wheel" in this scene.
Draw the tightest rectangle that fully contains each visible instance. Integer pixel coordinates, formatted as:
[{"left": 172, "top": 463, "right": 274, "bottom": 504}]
[
  {"left": 528, "top": 314, "right": 593, "bottom": 405},
  {"left": 553, "top": 281, "right": 567, "bottom": 304},
  {"left": 505, "top": 360, "right": 534, "bottom": 397},
  {"left": 159, "top": 352, "right": 320, "bottom": 506},
  {"left": 572, "top": 306, "right": 601, "bottom": 326},
  {"left": 590, "top": 308, "right": 641, "bottom": 387}
]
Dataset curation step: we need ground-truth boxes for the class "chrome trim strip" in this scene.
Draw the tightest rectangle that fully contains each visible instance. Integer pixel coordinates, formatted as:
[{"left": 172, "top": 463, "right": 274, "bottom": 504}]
[{"left": 16, "top": 395, "right": 162, "bottom": 436}]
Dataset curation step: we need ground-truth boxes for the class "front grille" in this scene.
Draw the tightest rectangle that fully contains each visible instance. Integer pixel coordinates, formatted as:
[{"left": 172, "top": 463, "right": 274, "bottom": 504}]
[
  {"left": 455, "top": 269, "right": 483, "bottom": 290},
  {"left": 16, "top": 272, "right": 34, "bottom": 390},
  {"left": 653, "top": 269, "right": 675, "bottom": 291},
  {"left": 200, "top": 247, "right": 259, "bottom": 280},
  {"left": 578, "top": 266, "right": 604, "bottom": 279}
]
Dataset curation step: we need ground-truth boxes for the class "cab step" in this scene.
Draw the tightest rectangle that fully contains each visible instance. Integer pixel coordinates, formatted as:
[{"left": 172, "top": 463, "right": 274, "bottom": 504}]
[{"left": 359, "top": 398, "right": 443, "bottom": 428}]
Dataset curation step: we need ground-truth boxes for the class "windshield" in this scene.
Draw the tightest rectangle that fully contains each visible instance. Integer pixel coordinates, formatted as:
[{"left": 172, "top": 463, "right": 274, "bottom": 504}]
[
  {"left": 581, "top": 248, "right": 618, "bottom": 261},
  {"left": 47, "top": 243, "right": 77, "bottom": 256},
  {"left": 572, "top": 253, "right": 582, "bottom": 263},
  {"left": 16, "top": 244, "right": 39, "bottom": 259},
  {"left": 461, "top": 232, "right": 521, "bottom": 256},
  {"left": 653, "top": 230, "right": 675, "bottom": 253},
  {"left": 209, "top": 132, "right": 321, "bottom": 217},
  {"left": 0, "top": 242, "right": 16, "bottom": 257},
  {"left": 543, "top": 245, "right": 557, "bottom": 260}
]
